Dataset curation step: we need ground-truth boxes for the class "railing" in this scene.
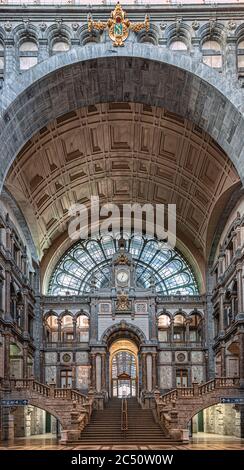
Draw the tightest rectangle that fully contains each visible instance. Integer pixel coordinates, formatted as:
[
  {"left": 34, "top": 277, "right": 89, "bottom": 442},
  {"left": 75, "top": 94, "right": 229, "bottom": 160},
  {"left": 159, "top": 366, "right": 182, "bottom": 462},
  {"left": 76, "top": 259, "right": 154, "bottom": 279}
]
[
  {"left": 199, "top": 377, "right": 240, "bottom": 395},
  {"left": 121, "top": 398, "right": 128, "bottom": 435},
  {"left": 157, "top": 377, "right": 240, "bottom": 405},
  {"left": 9, "top": 379, "right": 50, "bottom": 397}
]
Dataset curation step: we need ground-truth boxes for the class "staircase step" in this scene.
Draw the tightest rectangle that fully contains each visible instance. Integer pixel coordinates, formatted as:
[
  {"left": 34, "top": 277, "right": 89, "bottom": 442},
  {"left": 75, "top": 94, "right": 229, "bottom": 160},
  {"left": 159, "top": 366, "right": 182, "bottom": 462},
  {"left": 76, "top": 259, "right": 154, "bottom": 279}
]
[{"left": 77, "top": 398, "right": 172, "bottom": 445}]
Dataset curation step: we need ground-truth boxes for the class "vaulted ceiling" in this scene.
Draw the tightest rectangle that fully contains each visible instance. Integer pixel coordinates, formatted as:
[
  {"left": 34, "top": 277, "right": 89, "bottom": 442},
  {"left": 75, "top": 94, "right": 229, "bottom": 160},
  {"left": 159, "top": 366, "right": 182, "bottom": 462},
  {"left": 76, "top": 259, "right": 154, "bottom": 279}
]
[{"left": 6, "top": 102, "right": 239, "bottom": 263}]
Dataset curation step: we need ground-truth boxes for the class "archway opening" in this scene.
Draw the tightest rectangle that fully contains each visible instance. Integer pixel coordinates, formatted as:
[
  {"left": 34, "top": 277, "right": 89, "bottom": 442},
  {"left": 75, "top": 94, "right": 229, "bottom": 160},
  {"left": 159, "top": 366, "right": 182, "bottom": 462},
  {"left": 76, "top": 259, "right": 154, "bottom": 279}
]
[
  {"left": 109, "top": 339, "right": 138, "bottom": 399},
  {"left": 190, "top": 403, "right": 244, "bottom": 440},
  {"left": 10, "top": 405, "right": 60, "bottom": 442}
]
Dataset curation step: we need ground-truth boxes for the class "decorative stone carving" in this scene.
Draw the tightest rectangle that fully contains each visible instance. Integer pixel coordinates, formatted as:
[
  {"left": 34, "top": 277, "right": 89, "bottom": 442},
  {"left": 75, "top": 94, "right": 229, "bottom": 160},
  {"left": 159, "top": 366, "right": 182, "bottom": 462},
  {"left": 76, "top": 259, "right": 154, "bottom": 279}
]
[
  {"left": 4, "top": 21, "right": 12, "bottom": 32},
  {"left": 116, "top": 293, "right": 130, "bottom": 311}
]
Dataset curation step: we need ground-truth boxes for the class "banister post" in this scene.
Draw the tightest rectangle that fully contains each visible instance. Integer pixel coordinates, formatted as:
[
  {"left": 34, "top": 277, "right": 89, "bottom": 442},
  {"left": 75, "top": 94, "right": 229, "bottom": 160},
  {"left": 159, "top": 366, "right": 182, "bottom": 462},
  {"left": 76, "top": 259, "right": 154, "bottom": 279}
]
[{"left": 192, "top": 382, "right": 199, "bottom": 396}]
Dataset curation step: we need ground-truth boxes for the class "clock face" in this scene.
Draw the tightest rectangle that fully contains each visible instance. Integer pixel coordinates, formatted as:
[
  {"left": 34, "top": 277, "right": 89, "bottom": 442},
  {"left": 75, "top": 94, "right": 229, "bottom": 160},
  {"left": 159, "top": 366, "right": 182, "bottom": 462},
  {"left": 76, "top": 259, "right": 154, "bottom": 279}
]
[{"left": 116, "top": 270, "right": 129, "bottom": 284}]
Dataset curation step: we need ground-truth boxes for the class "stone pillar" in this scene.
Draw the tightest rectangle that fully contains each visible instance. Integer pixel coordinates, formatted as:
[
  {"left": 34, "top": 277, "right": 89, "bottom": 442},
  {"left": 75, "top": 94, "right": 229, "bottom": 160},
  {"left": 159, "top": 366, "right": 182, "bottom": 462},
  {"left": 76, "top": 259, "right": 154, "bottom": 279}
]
[
  {"left": 4, "top": 38, "right": 17, "bottom": 80},
  {"left": 57, "top": 318, "right": 62, "bottom": 343},
  {"left": 95, "top": 354, "right": 102, "bottom": 393},
  {"left": 0, "top": 266, "right": 4, "bottom": 313},
  {"left": 33, "top": 267, "right": 42, "bottom": 380},
  {"left": 38, "top": 39, "right": 49, "bottom": 62},
  {"left": 23, "top": 345, "right": 28, "bottom": 379},
  {"left": 23, "top": 292, "right": 28, "bottom": 334},
  {"left": 221, "top": 345, "right": 226, "bottom": 377},
  {"left": 224, "top": 39, "right": 237, "bottom": 81},
  {"left": 101, "top": 352, "right": 106, "bottom": 390},
  {"left": 170, "top": 318, "right": 174, "bottom": 343},
  {"left": 149, "top": 296, "right": 157, "bottom": 340},
  {"left": 90, "top": 353, "right": 96, "bottom": 388},
  {"left": 7, "top": 413, "right": 14, "bottom": 442},
  {"left": 4, "top": 268, "right": 11, "bottom": 320},
  {"left": 146, "top": 354, "right": 152, "bottom": 392},
  {"left": 219, "top": 289, "right": 225, "bottom": 333},
  {"left": 237, "top": 264, "right": 243, "bottom": 315},
  {"left": 152, "top": 352, "right": 157, "bottom": 389},
  {"left": 206, "top": 269, "right": 215, "bottom": 379},
  {"left": 185, "top": 319, "right": 190, "bottom": 342},
  {"left": 4, "top": 332, "right": 11, "bottom": 381},
  {"left": 73, "top": 318, "right": 77, "bottom": 342},
  {"left": 239, "top": 331, "right": 244, "bottom": 389},
  {"left": 141, "top": 352, "right": 147, "bottom": 390}
]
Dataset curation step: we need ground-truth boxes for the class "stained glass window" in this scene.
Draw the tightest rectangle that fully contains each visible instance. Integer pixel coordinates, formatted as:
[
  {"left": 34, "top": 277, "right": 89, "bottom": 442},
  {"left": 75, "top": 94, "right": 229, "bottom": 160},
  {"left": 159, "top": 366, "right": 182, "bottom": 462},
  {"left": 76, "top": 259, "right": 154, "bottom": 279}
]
[{"left": 48, "top": 235, "right": 199, "bottom": 295}]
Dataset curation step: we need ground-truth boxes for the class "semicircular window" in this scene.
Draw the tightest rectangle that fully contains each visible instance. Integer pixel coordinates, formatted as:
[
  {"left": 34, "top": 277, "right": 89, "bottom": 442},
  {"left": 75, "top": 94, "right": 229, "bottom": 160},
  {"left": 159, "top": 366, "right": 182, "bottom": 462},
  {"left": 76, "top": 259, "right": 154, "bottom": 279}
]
[{"left": 48, "top": 236, "right": 199, "bottom": 296}]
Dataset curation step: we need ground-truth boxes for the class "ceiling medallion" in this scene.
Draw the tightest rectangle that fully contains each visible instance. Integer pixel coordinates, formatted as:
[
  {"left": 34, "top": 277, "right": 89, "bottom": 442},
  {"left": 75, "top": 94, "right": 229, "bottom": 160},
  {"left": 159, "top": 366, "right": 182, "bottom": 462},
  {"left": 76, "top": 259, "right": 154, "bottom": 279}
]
[{"left": 88, "top": 2, "right": 150, "bottom": 47}]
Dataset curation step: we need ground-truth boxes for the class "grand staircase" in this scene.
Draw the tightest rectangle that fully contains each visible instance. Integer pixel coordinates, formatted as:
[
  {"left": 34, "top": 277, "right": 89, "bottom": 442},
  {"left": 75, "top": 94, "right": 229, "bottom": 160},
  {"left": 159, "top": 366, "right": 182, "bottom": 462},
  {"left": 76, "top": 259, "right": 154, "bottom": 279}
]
[{"left": 79, "top": 397, "right": 174, "bottom": 445}]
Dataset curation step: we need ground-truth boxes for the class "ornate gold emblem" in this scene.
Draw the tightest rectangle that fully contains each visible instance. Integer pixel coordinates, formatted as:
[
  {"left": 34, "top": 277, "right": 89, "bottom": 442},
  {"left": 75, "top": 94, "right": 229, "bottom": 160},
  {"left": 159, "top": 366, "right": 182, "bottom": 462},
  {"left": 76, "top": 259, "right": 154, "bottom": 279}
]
[
  {"left": 114, "top": 253, "right": 130, "bottom": 265},
  {"left": 88, "top": 2, "right": 150, "bottom": 47},
  {"left": 116, "top": 293, "right": 130, "bottom": 311}
]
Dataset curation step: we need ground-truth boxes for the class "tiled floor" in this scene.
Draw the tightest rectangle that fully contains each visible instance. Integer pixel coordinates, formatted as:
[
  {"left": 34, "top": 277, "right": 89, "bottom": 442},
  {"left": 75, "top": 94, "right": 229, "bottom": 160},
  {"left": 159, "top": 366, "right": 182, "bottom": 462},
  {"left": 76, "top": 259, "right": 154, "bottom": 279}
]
[{"left": 0, "top": 433, "right": 244, "bottom": 450}]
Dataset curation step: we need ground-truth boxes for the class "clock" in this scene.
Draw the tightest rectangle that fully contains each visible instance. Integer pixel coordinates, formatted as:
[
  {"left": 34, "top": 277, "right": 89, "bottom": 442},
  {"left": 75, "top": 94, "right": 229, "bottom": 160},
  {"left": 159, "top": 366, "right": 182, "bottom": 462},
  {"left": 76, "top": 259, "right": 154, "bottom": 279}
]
[{"left": 116, "top": 270, "right": 129, "bottom": 285}]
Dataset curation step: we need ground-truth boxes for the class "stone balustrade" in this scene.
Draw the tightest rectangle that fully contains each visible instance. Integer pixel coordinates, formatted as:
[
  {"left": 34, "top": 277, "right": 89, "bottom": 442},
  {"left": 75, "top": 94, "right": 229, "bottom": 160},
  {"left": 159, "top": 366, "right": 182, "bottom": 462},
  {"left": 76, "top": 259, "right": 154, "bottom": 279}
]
[
  {"left": 0, "top": 378, "right": 94, "bottom": 443},
  {"left": 154, "top": 377, "right": 243, "bottom": 442}
]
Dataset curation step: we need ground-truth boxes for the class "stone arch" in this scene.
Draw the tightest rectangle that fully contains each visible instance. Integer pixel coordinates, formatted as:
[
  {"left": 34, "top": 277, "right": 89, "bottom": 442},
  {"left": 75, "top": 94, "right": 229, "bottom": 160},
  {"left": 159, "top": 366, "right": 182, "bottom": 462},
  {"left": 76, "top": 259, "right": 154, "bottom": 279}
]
[
  {"left": 101, "top": 321, "right": 147, "bottom": 348},
  {"left": 157, "top": 309, "right": 172, "bottom": 319},
  {"left": 166, "top": 22, "right": 192, "bottom": 50},
  {"left": 79, "top": 25, "right": 101, "bottom": 45},
  {"left": 198, "top": 21, "right": 226, "bottom": 45},
  {"left": 45, "top": 23, "right": 73, "bottom": 50},
  {"left": 21, "top": 398, "right": 65, "bottom": 429},
  {"left": 137, "top": 24, "right": 159, "bottom": 45},
  {"left": 43, "top": 310, "right": 58, "bottom": 321},
  {"left": 12, "top": 23, "right": 39, "bottom": 47},
  {"left": 183, "top": 398, "right": 236, "bottom": 430},
  {"left": 1, "top": 42, "right": 244, "bottom": 193},
  {"left": 75, "top": 309, "right": 90, "bottom": 320},
  {"left": 173, "top": 310, "right": 187, "bottom": 319},
  {"left": 188, "top": 309, "right": 204, "bottom": 319},
  {"left": 59, "top": 310, "right": 73, "bottom": 320}
]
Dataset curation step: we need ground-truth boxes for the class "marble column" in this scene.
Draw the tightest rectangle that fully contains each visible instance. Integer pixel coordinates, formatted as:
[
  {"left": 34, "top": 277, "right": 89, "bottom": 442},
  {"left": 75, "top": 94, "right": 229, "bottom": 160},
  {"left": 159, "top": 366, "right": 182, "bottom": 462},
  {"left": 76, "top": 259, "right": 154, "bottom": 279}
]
[
  {"left": 219, "top": 288, "right": 225, "bottom": 333},
  {"left": 95, "top": 354, "right": 102, "bottom": 393},
  {"left": 101, "top": 353, "right": 106, "bottom": 390},
  {"left": 152, "top": 352, "right": 157, "bottom": 389},
  {"left": 141, "top": 353, "right": 147, "bottom": 390},
  {"left": 4, "top": 268, "right": 11, "bottom": 320},
  {"left": 4, "top": 332, "right": 11, "bottom": 381},
  {"left": 23, "top": 345, "right": 28, "bottom": 379},
  {"left": 239, "top": 331, "right": 244, "bottom": 389},
  {"left": 146, "top": 354, "right": 152, "bottom": 392},
  {"left": 170, "top": 319, "right": 174, "bottom": 342},
  {"left": 57, "top": 318, "right": 62, "bottom": 343},
  {"left": 237, "top": 264, "right": 243, "bottom": 315},
  {"left": 73, "top": 318, "right": 77, "bottom": 343},
  {"left": 220, "top": 345, "right": 226, "bottom": 377},
  {"left": 185, "top": 319, "right": 190, "bottom": 342},
  {"left": 90, "top": 353, "right": 96, "bottom": 389}
]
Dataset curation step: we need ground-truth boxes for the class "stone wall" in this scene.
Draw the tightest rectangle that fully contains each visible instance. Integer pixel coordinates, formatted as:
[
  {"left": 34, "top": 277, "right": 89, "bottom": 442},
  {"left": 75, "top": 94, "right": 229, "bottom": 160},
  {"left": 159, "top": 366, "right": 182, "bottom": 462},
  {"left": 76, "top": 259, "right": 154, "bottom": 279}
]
[{"left": 203, "top": 404, "right": 241, "bottom": 437}]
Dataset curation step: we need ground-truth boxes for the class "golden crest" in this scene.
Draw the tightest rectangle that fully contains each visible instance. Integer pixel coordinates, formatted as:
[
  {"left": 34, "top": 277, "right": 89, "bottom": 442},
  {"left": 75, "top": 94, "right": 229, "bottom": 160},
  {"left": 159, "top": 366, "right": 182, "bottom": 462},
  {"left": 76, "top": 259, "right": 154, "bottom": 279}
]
[
  {"left": 116, "top": 293, "right": 130, "bottom": 311},
  {"left": 114, "top": 253, "right": 130, "bottom": 265},
  {"left": 88, "top": 2, "right": 150, "bottom": 47}
]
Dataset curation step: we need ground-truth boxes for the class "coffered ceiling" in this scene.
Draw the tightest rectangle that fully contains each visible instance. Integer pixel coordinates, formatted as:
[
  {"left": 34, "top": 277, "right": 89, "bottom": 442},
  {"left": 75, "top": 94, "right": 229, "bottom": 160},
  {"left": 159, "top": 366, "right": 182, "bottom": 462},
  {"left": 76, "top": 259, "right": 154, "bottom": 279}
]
[{"left": 6, "top": 102, "right": 239, "bottom": 260}]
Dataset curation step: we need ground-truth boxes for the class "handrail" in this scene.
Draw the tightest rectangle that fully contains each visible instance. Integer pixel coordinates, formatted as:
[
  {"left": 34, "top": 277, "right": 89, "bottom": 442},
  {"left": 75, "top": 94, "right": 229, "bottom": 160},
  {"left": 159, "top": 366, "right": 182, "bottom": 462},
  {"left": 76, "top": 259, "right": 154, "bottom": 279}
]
[
  {"left": 156, "top": 377, "right": 240, "bottom": 404},
  {"left": 121, "top": 398, "right": 128, "bottom": 434}
]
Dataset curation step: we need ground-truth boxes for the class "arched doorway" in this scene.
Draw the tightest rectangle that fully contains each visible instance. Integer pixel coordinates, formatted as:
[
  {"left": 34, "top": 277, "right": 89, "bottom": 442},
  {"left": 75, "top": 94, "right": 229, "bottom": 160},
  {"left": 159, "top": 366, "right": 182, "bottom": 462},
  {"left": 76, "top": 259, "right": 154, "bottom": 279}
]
[{"left": 109, "top": 339, "right": 138, "bottom": 399}]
